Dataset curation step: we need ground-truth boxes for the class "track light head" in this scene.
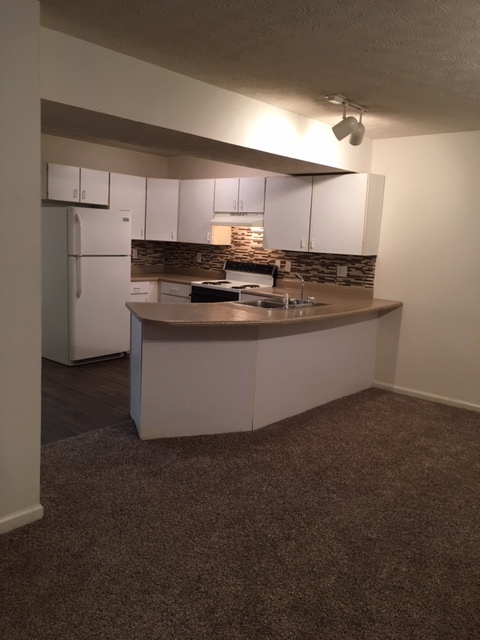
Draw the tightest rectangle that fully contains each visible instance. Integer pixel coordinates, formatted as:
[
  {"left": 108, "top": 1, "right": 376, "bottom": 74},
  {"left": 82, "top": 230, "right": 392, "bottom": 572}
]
[
  {"left": 328, "top": 95, "right": 367, "bottom": 145},
  {"left": 349, "top": 121, "right": 365, "bottom": 146},
  {"left": 332, "top": 115, "right": 359, "bottom": 141}
]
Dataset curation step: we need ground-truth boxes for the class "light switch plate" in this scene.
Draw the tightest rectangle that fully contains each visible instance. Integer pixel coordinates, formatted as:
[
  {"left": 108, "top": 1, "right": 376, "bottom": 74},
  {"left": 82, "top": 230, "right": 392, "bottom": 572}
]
[{"left": 337, "top": 265, "right": 348, "bottom": 277}]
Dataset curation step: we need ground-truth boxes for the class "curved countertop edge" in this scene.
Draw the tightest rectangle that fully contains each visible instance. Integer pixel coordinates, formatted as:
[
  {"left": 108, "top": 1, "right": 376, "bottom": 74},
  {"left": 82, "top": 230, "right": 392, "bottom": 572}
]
[{"left": 126, "top": 298, "right": 403, "bottom": 327}]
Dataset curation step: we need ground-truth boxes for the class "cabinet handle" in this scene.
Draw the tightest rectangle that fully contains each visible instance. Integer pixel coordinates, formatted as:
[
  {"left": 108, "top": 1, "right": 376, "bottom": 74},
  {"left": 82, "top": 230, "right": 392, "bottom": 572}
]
[
  {"left": 75, "top": 257, "right": 82, "bottom": 298},
  {"left": 207, "top": 232, "right": 211, "bottom": 242},
  {"left": 81, "top": 190, "right": 86, "bottom": 200},
  {"left": 233, "top": 200, "right": 237, "bottom": 210},
  {"left": 140, "top": 228, "right": 144, "bottom": 238},
  {"left": 239, "top": 200, "right": 244, "bottom": 210},
  {"left": 73, "top": 188, "right": 78, "bottom": 199},
  {"left": 310, "top": 239, "right": 315, "bottom": 250},
  {"left": 171, "top": 230, "right": 174, "bottom": 239},
  {"left": 300, "top": 238, "right": 307, "bottom": 249}
]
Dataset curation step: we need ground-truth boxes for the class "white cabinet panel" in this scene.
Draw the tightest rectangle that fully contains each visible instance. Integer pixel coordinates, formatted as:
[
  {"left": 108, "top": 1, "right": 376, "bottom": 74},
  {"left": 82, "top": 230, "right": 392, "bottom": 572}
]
[
  {"left": 145, "top": 178, "right": 179, "bottom": 241},
  {"left": 178, "top": 179, "right": 231, "bottom": 245},
  {"left": 263, "top": 176, "right": 313, "bottom": 251},
  {"left": 160, "top": 282, "right": 191, "bottom": 298},
  {"left": 43, "top": 164, "right": 109, "bottom": 205},
  {"left": 160, "top": 281, "right": 191, "bottom": 303},
  {"left": 45, "top": 163, "right": 80, "bottom": 202},
  {"left": 238, "top": 177, "right": 265, "bottom": 213},
  {"left": 129, "top": 281, "right": 158, "bottom": 302},
  {"left": 110, "top": 173, "right": 147, "bottom": 240},
  {"left": 79, "top": 168, "right": 109, "bottom": 206},
  {"left": 214, "top": 177, "right": 265, "bottom": 213},
  {"left": 264, "top": 173, "right": 384, "bottom": 256},
  {"left": 310, "top": 174, "right": 385, "bottom": 255}
]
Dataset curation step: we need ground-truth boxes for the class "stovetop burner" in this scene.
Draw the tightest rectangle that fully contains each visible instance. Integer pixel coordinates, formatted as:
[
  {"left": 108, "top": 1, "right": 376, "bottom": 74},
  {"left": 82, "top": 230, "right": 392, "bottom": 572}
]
[
  {"left": 231, "top": 284, "right": 260, "bottom": 289},
  {"left": 200, "top": 280, "right": 231, "bottom": 285},
  {"left": 191, "top": 261, "right": 278, "bottom": 294}
]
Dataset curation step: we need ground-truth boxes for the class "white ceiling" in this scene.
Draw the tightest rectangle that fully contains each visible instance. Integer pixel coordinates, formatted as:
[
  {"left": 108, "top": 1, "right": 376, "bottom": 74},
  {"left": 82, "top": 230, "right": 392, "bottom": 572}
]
[{"left": 40, "top": 0, "right": 480, "bottom": 159}]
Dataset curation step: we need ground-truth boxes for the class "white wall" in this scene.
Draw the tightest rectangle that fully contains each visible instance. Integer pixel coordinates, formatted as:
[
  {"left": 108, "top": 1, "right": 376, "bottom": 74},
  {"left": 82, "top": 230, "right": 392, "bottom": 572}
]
[
  {"left": 40, "top": 28, "right": 372, "bottom": 174},
  {"left": 372, "top": 132, "right": 480, "bottom": 411},
  {"left": 0, "top": 0, "right": 43, "bottom": 532},
  {"left": 167, "top": 156, "right": 283, "bottom": 179},
  {"left": 42, "top": 134, "right": 169, "bottom": 177}
]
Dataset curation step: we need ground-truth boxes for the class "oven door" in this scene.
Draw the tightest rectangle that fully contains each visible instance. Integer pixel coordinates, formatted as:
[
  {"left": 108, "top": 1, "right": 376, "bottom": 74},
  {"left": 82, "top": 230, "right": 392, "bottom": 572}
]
[{"left": 191, "top": 285, "right": 240, "bottom": 303}]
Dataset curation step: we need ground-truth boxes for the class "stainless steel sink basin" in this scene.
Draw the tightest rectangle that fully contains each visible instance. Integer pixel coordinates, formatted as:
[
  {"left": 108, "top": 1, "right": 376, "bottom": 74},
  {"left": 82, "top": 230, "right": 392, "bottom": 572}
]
[
  {"left": 235, "top": 299, "right": 286, "bottom": 309},
  {"left": 234, "top": 299, "right": 330, "bottom": 310}
]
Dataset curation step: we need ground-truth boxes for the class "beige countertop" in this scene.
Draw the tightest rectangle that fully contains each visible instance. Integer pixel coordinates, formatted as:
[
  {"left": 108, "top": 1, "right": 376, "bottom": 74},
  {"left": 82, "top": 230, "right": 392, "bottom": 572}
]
[{"left": 127, "top": 279, "right": 402, "bottom": 327}]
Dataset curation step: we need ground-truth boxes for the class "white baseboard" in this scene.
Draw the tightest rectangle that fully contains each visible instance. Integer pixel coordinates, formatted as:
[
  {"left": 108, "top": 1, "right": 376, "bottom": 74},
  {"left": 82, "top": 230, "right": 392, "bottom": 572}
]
[
  {"left": 0, "top": 504, "right": 44, "bottom": 535},
  {"left": 373, "top": 381, "right": 480, "bottom": 413}
]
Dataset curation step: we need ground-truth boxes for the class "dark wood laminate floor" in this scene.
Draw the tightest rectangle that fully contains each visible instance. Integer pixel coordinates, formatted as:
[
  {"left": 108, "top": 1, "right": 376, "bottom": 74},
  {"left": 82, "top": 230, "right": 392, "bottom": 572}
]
[{"left": 41, "top": 356, "right": 131, "bottom": 445}]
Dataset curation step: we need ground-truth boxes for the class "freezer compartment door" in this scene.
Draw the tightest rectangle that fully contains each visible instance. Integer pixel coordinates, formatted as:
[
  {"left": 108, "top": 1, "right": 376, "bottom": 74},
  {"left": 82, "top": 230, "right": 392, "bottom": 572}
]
[
  {"left": 67, "top": 207, "right": 131, "bottom": 256},
  {"left": 68, "top": 256, "right": 131, "bottom": 361}
]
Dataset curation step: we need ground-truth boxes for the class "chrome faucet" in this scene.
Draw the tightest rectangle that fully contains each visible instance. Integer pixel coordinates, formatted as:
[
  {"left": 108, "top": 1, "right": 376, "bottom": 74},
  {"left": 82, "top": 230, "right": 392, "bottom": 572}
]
[{"left": 294, "top": 273, "right": 304, "bottom": 303}]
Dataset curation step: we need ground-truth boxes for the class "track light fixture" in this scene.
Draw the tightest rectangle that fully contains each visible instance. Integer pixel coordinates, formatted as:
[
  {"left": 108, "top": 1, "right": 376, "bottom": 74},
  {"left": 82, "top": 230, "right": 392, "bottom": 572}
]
[{"left": 327, "top": 94, "right": 367, "bottom": 146}]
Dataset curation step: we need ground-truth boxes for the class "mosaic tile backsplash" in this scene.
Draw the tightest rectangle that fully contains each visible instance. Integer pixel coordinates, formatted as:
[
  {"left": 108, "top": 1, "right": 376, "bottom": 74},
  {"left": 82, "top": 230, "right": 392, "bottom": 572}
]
[{"left": 132, "top": 228, "right": 376, "bottom": 288}]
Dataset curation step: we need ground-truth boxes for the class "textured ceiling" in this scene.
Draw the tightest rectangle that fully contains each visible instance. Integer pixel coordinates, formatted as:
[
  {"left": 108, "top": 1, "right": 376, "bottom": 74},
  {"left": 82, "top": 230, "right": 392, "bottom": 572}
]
[{"left": 40, "top": 0, "right": 480, "bottom": 157}]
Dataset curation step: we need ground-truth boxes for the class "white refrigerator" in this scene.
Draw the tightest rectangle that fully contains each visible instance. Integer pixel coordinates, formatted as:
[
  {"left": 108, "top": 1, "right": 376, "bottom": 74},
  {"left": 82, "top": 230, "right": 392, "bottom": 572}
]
[{"left": 42, "top": 206, "right": 132, "bottom": 366}]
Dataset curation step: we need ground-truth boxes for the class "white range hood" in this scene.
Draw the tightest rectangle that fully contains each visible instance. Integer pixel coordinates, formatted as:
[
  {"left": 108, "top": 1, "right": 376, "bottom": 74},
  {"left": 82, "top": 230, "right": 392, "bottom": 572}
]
[{"left": 210, "top": 213, "right": 264, "bottom": 227}]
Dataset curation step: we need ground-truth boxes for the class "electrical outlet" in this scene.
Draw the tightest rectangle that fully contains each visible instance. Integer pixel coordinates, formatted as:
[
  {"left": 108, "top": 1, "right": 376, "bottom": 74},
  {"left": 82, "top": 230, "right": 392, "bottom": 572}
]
[
  {"left": 285, "top": 260, "right": 291, "bottom": 272},
  {"left": 274, "top": 259, "right": 281, "bottom": 268},
  {"left": 337, "top": 265, "right": 348, "bottom": 277},
  {"left": 131, "top": 248, "right": 138, "bottom": 259},
  {"left": 196, "top": 252, "right": 202, "bottom": 263}
]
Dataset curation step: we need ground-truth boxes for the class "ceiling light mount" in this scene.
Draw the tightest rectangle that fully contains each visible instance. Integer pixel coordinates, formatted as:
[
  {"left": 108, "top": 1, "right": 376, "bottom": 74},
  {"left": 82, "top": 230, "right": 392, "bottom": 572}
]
[{"left": 326, "top": 94, "right": 367, "bottom": 146}]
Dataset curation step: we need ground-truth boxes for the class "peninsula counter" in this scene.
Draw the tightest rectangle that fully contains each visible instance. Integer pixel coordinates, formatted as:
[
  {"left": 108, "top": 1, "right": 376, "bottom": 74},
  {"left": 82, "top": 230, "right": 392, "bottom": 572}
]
[{"left": 127, "top": 287, "right": 402, "bottom": 439}]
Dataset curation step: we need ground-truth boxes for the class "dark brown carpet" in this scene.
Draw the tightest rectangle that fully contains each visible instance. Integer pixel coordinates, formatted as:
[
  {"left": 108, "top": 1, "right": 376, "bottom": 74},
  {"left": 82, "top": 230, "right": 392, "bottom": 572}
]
[{"left": 1, "top": 389, "right": 479, "bottom": 640}]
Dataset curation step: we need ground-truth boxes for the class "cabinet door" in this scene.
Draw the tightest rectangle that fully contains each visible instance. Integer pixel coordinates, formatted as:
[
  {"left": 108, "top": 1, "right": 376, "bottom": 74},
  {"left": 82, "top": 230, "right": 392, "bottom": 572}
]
[
  {"left": 263, "top": 176, "right": 312, "bottom": 251},
  {"left": 310, "top": 174, "right": 384, "bottom": 255},
  {"left": 238, "top": 177, "right": 265, "bottom": 213},
  {"left": 79, "top": 168, "right": 109, "bottom": 206},
  {"left": 110, "top": 173, "right": 147, "bottom": 240},
  {"left": 214, "top": 178, "right": 239, "bottom": 212},
  {"left": 178, "top": 179, "right": 231, "bottom": 245},
  {"left": 145, "top": 178, "right": 179, "bottom": 241},
  {"left": 46, "top": 164, "right": 80, "bottom": 202}
]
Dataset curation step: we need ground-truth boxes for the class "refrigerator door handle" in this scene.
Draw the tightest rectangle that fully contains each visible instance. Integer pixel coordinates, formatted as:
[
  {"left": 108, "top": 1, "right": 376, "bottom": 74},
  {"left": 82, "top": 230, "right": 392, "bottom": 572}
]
[
  {"left": 75, "top": 257, "right": 82, "bottom": 298},
  {"left": 75, "top": 213, "right": 82, "bottom": 256}
]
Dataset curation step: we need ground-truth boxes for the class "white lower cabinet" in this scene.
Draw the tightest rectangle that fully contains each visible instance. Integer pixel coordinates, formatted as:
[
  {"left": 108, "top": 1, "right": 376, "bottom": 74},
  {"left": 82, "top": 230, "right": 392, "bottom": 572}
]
[
  {"left": 178, "top": 179, "right": 231, "bottom": 245},
  {"left": 129, "top": 281, "right": 158, "bottom": 303},
  {"left": 110, "top": 173, "right": 147, "bottom": 240},
  {"left": 160, "top": 282, "right": 192, "bottom": 303}
]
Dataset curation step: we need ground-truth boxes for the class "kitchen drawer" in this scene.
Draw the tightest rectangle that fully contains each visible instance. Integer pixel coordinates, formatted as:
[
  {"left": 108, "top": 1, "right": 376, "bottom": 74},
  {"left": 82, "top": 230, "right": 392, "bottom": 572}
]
[
  {"left": 130, "top": 280, "right": 158, "bottom": 302},
  {"left": 160, "top": 282, "right": 192, "bottom": 298}
]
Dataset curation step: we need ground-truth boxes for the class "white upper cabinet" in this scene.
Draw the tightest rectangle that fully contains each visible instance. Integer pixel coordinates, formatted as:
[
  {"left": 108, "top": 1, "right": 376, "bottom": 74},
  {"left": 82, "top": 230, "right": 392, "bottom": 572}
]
[
  {"left": 263, "top": 176, "right": 313, "bottom": 251},
  {"left": 214, "top": 177, "right": 265, "bottom": 213},
  {"left": 310, "top": 174, "right": 385, "bottom": 255},
  {"left": 263, "top": 173, "right": 385, "bottom": 256},
  {"left": 43, "top": 163, "right": 109, "bottom": 206},
  {"left": 178, "top": 179, "right": 231, "bottom": 245},
  {"left": 109, "top": 173, "right": 146, "bottom": 240},
  {"left": 145, "top": 178, "right": 180, "bottom": 242}
]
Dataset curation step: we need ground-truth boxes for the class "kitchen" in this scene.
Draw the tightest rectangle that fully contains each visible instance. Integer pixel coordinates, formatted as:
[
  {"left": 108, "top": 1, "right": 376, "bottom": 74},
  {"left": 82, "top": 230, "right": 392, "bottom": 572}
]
[
  {"left": 40, "top": 153, "right": 399, "bottom": 440},
  {"left": 3, "top": 3, "right": 479, "bottom": 538}
]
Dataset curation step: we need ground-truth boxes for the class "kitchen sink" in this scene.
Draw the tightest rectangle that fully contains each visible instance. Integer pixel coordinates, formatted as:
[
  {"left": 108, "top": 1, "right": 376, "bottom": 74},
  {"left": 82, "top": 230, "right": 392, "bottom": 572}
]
[
  {"left": 234, "top": 299, "right": 330, "bottom": 310},
  {"left": 236, "top": 299, "right": 286, "bottom": 309}
]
